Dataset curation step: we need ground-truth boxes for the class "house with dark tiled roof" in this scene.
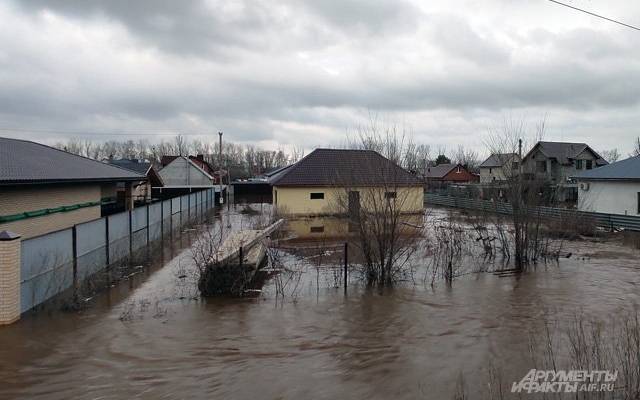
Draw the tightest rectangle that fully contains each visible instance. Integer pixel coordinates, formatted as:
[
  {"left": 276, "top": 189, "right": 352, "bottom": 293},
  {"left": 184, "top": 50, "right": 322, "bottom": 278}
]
[
  {"left": 269, "top": 148, "right": 424, "bottom": 216},
  {"left": 522, "top": 141, "right": 608, "bottom": 202},
  {"left": 573, "top": 156, "right": 640, "bottom": 215},
  {"left": 0, "top": 137, "right": 145, "bottom": 238},
  {"left": 107, "top": 158, "right": 164, "bottom": 204}
]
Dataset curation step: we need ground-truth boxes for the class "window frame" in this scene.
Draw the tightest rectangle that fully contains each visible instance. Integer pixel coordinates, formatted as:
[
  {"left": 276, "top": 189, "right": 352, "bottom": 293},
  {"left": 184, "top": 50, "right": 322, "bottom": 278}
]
[
  {"left": 385, "top": 191, "right": 397, "bottom": 200},
  {"left": 309, "top": 192, "right": 324, "bottom": 200}
]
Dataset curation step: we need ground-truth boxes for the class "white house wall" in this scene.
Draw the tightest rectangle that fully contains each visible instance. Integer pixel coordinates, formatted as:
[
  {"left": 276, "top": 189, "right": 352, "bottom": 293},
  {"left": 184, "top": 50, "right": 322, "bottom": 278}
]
[
  {"left": 159, "top": 157, "right": 212, "bottom": 186},
  {"left": 578, "top": 180, "right": 640, "bottom": 216}
]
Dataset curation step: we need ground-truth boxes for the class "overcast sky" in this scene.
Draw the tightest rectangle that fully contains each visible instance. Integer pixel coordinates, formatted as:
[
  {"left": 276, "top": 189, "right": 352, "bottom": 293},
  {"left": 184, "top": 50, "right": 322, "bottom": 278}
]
[{"left": 1, "top": 0, "right": 639, "bottom": 156}]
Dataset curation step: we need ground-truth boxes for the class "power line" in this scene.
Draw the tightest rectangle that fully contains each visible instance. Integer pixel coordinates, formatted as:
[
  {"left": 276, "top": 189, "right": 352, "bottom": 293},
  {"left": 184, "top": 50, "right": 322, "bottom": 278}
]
[
  {"left": 0, "top": 127, "right": 217, "bottom": 137},
  {"left": 546, "top": 0, "right": 640, "bottom": 31}
]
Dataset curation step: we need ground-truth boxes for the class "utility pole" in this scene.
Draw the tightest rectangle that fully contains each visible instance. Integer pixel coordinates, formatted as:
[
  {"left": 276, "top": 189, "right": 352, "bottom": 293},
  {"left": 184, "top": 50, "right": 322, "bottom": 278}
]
[
  {"left": 518, "top": 138, "right": 523, "bottom": 202},
  {"left": 218, "top": 132, "right": 224, "bottom": 206},
  {"left": 226, "top": 155, "right": 231, "bottom": 228}
]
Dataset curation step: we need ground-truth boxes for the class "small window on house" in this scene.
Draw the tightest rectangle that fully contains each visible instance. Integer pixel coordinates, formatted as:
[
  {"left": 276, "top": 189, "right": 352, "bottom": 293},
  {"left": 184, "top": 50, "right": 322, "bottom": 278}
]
[
  {"left": 456, "top": 166, "right": 461, "bottom": 173},
  {"left": 274, "top": 190, "right": 277, "bottom": 205},
  {"left": 586, "top": 160, "right": 593, "bottom": 170},
  {"left": 310, "top": 226, "right": 324, "bottom": 233},
  {"left": 489, "top": 168, "right": 492, "bottom": 174},
  {"left": 511, "top": 161, "right": 519, "bottom": 170},
  {"left": 536, "top": 161, "right": 547, "bottom": 173},
  {"left": 310, "top": 192, "right": 324, "bottom": 200},
  {"left": 637, "top": 193, "right": 640, "bottom": 214},
  {"left": 575, "top": 160, "right": 583, "bottom": 170},
  {"left": 385, "top": 191, "right": 397, "bottom": 199}
]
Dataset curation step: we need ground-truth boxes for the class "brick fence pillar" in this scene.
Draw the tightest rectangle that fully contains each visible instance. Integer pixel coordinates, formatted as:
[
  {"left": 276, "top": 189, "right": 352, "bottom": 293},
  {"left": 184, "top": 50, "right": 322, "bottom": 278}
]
[{"left": 0, "top": 231, "right": 21, "bottom": 325}]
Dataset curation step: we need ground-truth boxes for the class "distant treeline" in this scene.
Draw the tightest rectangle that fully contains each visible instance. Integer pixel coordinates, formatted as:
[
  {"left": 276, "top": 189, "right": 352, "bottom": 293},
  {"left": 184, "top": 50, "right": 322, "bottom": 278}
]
[{"left": 55, "top": 135, "right": 304, "bottom": 178}]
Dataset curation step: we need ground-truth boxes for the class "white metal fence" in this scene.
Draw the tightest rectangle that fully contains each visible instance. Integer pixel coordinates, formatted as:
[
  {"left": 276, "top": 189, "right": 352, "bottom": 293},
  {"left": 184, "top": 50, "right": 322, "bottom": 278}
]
[{"left": 19, "top": 188, "right": 217, "bottom": 313}]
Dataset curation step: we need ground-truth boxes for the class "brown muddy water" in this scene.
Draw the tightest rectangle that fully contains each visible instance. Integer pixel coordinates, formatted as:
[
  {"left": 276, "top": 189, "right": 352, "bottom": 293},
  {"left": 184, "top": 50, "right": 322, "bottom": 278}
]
[{"left": 1, "top": 205, "right": 640, "bottom": 399}]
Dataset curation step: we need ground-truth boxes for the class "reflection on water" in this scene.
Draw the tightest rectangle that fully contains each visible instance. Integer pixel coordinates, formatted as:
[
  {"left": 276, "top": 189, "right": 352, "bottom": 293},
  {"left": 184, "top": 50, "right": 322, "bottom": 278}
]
[
  {"left": 1, "top": 205, "right": 640, "bottom": 399},
  {"left": 284, "top": 214, "right": 424, "bottom": 241}
]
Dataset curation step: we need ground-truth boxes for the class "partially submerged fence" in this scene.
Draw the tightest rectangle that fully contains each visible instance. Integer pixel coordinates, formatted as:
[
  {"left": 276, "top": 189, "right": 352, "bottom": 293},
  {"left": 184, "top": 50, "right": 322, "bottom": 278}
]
[
  {"left": 425, "top": 192, "right": 640, "bottom": 232},
  {"left": 17, "top": 188, "right": 218, "bottom": 314}
]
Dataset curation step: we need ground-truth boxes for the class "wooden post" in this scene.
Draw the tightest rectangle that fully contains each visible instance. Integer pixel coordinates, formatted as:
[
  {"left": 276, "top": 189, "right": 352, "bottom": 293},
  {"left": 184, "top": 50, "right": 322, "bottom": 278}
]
[{"left": 344, "top": 242, "right": 348, "bottom": 291}]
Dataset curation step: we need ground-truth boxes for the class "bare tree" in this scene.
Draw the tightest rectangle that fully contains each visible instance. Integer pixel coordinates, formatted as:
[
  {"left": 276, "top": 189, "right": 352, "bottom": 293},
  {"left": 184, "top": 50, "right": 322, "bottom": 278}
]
[
  {"left": 632, "top": 137, "right": 640, "bottom": 157},
  {"left": 454, "top": 145, "right": 480, "bottom": 172},
  {"left": 600, "top": 148, "right": 620, "bottom": 163},
  {"left": 485, "top": 117, "right": 559, "bottom": 270},
  {"left": 173, "top": 134, "right": 188, "bottom": 156},
  {"left": 333, "top": 126, "right": 424, "bottom": 285}
]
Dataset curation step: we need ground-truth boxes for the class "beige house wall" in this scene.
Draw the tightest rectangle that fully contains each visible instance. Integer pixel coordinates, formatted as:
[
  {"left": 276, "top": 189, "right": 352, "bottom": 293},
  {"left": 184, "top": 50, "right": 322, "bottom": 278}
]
[
  {"left": 273, "top": 185, "right": 424, "bottom": 216},
  {"left": 0, "top": 184, "right": 102, "bottom": 239},
  {"left": 480, "top": 166, "right": 508, "bottom": 183}
]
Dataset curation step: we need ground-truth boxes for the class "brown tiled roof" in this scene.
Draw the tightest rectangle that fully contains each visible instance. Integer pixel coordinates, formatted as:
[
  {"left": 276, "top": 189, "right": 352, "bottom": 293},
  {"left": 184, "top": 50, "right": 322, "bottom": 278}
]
[
  {"left": 270, "top": 148, "right": 421, "bottom": 187},
  {"left": 423, "top": 163, "right": 457, "bottom": 179}
]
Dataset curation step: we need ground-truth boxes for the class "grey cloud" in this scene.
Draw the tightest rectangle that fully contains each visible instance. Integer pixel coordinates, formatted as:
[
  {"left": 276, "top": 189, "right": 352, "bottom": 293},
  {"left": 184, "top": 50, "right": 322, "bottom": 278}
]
[
  {"left": 292, "top": 0, "right": 422, "bottom": 34},
  {"left": 13, "top": 0, "right": 280, "bottom": 57},
  {"left": 2, "top": 0, "right": 640, "bottom": 153},
  {"left": 428, "top": 14, "right": 510, "bottom": 66},
  {"left": 13, "top": 0, "right": 420, "bottom": 57}
]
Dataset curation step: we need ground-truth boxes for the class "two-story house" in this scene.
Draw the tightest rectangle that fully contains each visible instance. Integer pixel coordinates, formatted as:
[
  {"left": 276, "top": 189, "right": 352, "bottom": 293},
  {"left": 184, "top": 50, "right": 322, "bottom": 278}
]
[{"left": 521, "top": 141, "right": 608, "bottom": 202}]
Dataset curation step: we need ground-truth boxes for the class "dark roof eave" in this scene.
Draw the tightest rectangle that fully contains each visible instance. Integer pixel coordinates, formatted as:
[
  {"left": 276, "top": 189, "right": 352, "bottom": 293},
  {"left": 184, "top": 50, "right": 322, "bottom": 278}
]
[
  {"left": 0, "top": 176, "right": 146, "bottom": 186},
  {"left": 272, "top": 182, "right": 423, "bottom": 187}
]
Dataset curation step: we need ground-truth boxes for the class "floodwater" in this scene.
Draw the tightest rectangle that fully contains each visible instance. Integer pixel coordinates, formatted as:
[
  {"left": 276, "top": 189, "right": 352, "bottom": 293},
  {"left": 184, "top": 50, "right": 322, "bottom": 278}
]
[{"left": 1, "top": 205, "right": 640, "bottom": 399}]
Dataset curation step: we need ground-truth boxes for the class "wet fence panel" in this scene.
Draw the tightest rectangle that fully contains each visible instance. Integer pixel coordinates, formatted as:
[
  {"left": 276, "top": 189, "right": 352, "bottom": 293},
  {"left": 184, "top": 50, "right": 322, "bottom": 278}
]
[
  {"left": 108, "top": 211, "right": 130, "bottom": 264},
  {"left": 148, "top": 202, "right": 162, "bottom": 242},
  {"left": 180, "top": 194, "right": 189, "bottom": 213},
  {"left": 131, "top": 206, "right": 148, "bottom": 252},
  {"left": 76, "top": 218, "right": 107, "bottom": 280},
  {"left": 189, "top": 193, "right": 198, "bottom": 223},
  {"left": 20, "top": 228, "right": 74, "bottom": 313},
  {"left": 162, "top": 199, "right": 172, "bottom": 236},
  {"left": 13, "top": 189, "right": 216, "bottom": 314}
]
